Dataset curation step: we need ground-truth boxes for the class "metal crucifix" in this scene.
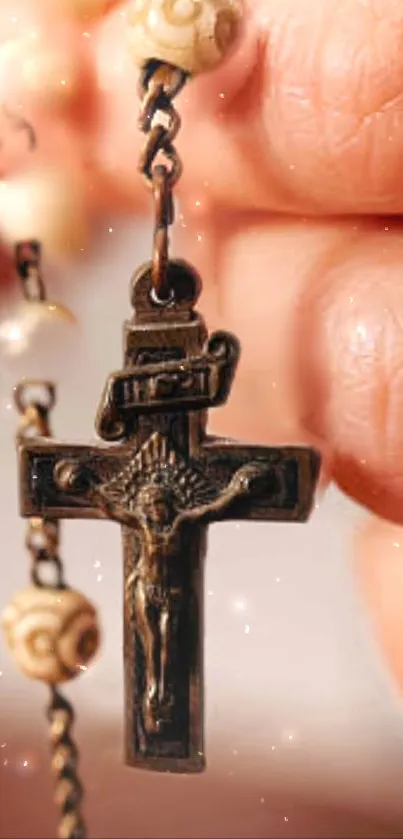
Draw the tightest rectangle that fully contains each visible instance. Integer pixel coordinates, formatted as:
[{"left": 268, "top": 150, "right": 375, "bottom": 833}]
[{"left": 18, "top": 261, "right": 321, "bottom": 773}]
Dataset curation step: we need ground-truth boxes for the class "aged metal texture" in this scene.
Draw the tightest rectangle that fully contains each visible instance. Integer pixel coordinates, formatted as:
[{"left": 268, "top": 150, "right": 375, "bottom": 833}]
[
  {"left": 48, "top": 686, "right": 86, "bottom": 839},
  {"left": 138, "top": 60, "right": 187, "bottom": 301},
  {"left": 15, "top": 241, "right": 46, "bottom": 302},
  {"left": 15, "top": 381, "right": 87, "bottom": 838},
  {"left": 18, "top": 262, "right": 321, "bottom": 774}
]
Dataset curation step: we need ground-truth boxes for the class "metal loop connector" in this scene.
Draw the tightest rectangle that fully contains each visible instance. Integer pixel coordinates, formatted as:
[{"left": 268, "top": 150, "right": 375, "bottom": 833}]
[
  {"left": 138, "top": 61, "right": 188, "bottom": 302},
  {"left": 14, "top": 380, "right": 56, "bottom": 419},
  {"left": 151, "top": 166, "right": 176, "bottom": 301},
  {"left": 15, "top": 241, "right": 47, "bottom": 302}
]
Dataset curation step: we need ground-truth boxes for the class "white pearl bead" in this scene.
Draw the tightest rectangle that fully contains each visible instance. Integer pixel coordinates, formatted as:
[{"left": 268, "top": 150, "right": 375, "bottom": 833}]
[
  {"left": 0, "top": 170, "right": 88, "bottom": 258},
  {"left": 126, "top": 0, "right": 243, "bottom": 75},
  {"left": 2, "top": 586, "right": 101, "bottom": 684},
  {"left": 0, "top": 299, "right": 78, "bottom": 383}
]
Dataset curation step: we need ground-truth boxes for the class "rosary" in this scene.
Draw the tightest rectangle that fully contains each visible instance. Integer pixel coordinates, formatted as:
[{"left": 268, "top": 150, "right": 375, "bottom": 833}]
[{"left": 1, "top": 2, "right": 321, "bottom": 836}]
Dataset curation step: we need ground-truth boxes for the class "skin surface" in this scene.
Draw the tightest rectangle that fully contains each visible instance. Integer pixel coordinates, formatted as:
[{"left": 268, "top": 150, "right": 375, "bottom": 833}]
[{"left": 2, "top": 0, "right": 403, "bottom": 692}]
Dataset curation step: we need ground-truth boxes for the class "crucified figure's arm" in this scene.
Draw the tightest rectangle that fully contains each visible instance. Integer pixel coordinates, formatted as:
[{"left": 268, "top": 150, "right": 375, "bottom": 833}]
[
  {"left": 91, "top": 489, "right": 142, "bottom": 529},
  {"left": 54, "top": 460, "right": 144, "bottom": 530},
  {"left": 171, "top": 462, "right": 276, "bottom": 534}
]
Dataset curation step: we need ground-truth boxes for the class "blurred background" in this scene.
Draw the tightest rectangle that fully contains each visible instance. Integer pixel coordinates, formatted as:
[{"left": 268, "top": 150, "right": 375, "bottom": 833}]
[{"left": 1, "top": 223, "right": 403, "bottom": 838}]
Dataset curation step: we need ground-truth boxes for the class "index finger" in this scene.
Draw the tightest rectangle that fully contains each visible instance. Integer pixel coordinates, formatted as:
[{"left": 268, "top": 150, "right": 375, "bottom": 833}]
[{"left": 94, "top": 0, "right": 403, "bottom": 216}]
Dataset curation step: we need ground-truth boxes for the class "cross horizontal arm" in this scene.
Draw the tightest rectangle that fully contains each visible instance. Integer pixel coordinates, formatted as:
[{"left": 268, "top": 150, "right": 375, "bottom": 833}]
[
  {"left": 19, "top": 439, "right": 125, "bottom": 520},
  {"left": 198, "top": 438, "right": 321, "bottom": 523}
]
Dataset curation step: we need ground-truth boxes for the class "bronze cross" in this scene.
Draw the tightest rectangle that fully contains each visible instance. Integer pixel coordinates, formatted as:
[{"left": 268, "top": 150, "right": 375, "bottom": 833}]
[{"left": 18, "top": 262, "right": 321, "bottom": 774}]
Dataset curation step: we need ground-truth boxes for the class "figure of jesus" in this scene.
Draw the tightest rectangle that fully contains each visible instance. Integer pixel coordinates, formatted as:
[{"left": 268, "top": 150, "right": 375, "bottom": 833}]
[
  {"left": 54, "top": 455, "right": 277, "bottom": 735},
  {"left": 96, "top": 462, "right": 274, "bottom": 733}
]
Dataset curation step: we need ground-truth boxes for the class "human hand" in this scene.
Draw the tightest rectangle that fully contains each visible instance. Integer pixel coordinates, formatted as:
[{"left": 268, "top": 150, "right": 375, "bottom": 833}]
[{"left": 2, "top": 0, "right": 403, "bottom": 692}]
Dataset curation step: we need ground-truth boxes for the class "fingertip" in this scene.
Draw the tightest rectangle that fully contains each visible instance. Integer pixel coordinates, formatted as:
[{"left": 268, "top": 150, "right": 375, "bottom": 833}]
[
  {"left": 334, "top": 457, "right": 403, "bottom": 526},
  {"left": 298, "top": 223, "right": 403, "bottom": 523},
  {"left": 355, "top": 515, "right": 403, "bottom": 693}
]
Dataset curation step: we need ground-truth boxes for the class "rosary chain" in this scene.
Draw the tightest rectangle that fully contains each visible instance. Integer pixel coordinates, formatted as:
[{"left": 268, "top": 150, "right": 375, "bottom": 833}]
[
  {"left": 15, "top": 380, "right": 64, "bottom": 588},
  {"left": 48, "top": 687, "right": 86, "bottom": 839},
  {"left": 14, "top": 380, "right": 87, "bottom": 839},
  {"left": 15, "top": 240, "right": 47, "bottom": 302},
  {"left": 138, "top": 61, "right": 188, "bottom": 301}
]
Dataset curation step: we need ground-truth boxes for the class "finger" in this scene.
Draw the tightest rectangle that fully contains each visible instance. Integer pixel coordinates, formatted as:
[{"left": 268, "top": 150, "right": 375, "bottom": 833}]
[
  {"left": 184, "top": 0, "right": 403, "bottom": 216},
  {"left": 94, "top": 0, "right": 403, "bottom": 216},
  {"left": 177, "top": 215, "right": 338, "bottom": 445},
  {"left": 297, "top": 219, "right": 403, "bottom": 524},
  {"left": 176, "top": 213, "right": 342, "bottom": 505},
  {"left": 355, "top": 515, "right": 403, "bottom": 692},
  {"left": 178, "top": 214, "right": 403, "bottom": 522}
]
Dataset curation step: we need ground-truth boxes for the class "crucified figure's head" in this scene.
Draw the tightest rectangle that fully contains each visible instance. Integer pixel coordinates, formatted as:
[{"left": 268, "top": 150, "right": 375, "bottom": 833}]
[{"left": 137, "top": 482, "right": 178, "bottom": 526}]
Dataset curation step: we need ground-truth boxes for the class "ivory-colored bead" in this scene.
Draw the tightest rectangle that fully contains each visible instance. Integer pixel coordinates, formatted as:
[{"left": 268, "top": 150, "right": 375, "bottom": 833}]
[
  {"left": 1, "top": 586, "right": 100, "bottom": 684},
  {"left": 126, "top": 0, "right": 242, "bottom": 76}
]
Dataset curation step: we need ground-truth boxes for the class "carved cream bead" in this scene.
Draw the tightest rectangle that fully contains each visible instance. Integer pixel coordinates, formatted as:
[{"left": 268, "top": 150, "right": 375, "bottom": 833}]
[
  {"left": 126, "top": 0, "right": 243, "bottom": 75},
  {"left": 1, "top": 587, "right": 100, "bottom": 684}
]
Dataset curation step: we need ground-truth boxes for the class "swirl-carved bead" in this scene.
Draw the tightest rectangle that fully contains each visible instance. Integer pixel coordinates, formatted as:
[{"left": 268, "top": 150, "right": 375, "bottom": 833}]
[
  {"left": 1, "top": 587, "right": 100, "bottom": 684},
  {"left": 126, "top": 0, "right": 243, "bottom": 75}
]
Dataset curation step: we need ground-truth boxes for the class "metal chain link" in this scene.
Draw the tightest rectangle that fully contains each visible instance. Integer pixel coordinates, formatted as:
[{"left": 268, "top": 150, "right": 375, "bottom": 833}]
[
  {"left": 14, "top": 380, "right": 87, "bottom": 839},
  {"left": 15, "top": 241, "right": 46, "bottom": 302},
  {"left": 14, "top": 380, "right": 64, "bottom": 588},
  {"left": 48, "top": 687, "right": 86, "bottom": 839},
  {"left": 138, "top": 61, "right": 188, "bottom": 301}
]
